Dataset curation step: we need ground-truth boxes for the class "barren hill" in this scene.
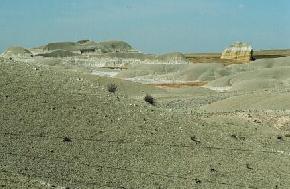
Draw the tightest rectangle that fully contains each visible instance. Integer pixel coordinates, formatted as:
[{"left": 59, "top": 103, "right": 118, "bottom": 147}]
[{"left": 1, "top": 56, "right": 290, "bottom": 188}]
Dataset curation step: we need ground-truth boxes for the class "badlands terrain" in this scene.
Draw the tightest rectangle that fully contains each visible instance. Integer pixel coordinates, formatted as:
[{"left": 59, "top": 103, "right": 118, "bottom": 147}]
[{"left": 1, "top": 40, "right": 290, "bottom": 188}]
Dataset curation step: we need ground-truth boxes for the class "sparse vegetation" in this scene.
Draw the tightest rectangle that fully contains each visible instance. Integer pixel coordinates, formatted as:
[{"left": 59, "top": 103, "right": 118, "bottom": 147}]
[
  {"left": 2, "top": 40, "right": 290, "bottom": 189},
  {"left": 144, "top": 94, "right": 155, "bottom": 105},
  {"left": 107, "top": 83, "right": 118, "bottom": 93},
  {"left": 63, "top": 137, "right": 72, "bottom": 142},
  {"left": 277, "top": 135, "right": 283, "bottom": 140}
]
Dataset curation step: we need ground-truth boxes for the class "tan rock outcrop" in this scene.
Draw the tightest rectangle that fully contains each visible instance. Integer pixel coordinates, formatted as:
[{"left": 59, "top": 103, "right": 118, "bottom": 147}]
[{"left": 221, "top": 42, "right": 253, "bottom": 61}]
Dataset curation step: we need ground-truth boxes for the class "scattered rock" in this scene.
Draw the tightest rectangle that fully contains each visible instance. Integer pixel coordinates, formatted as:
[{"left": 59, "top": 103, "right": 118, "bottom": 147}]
[
  {"left": 230, "top": 134, "right": 238, "bottom": 139},
  {"left": 195, "top": 179, "right": 202, "bottom": 184},
  {"left": 190, "top": 136, "right": 201, "bottom": 144},
  {"left": 253, "top": 119, "right": 262, "bottom": 124},
  {"left": 246, "top": 163, "right": 253, "bottom": 170},
  {"left": 210, "top": 168, "right": 217, "bottom": 173},
  {"left": 230, "top": 134, "right": 245, "bottom": 141}
]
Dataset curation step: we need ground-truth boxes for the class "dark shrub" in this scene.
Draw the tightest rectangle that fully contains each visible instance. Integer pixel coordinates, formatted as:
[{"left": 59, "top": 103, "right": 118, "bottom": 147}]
[
  {"left": 144, "top": 94, "right": 155, "bottom": 105},
  {"left": 107, "top": 83, "right": 118, "bottom": 93},
  {"left": 63, "top": 137, "right": 72, "bottom": 142}
]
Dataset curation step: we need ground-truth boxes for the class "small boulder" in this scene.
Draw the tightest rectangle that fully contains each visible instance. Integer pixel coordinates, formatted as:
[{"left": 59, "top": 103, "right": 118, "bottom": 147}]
[{"left": 221, "top": 42, "right": 253, "bottom": 61}]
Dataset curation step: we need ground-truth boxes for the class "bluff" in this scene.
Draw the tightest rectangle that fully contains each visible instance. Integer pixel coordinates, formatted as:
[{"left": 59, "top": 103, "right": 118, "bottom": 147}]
[{"left": 221, "top": 42, "right": 253, "bottom": 61}]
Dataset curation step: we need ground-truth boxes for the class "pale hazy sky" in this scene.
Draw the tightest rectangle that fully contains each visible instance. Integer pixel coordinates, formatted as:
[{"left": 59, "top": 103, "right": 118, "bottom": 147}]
[{"left": 0, "top": 0, "right": 290, "bottom": 53}]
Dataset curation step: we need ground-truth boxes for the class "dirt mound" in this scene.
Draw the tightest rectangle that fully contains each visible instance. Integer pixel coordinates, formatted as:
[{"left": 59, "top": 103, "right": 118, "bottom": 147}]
[
  {"left": 96, "top": 41, "right": 134, "bottom": 53},
  {"left": 1, "top": 46, "right": 33, "bottom": 58},
  {"left": 206, "top": 57, "right": 290, "bottom": 91},
  {"left": 156, "top": 52, "right": 188, "bottom": 63}
]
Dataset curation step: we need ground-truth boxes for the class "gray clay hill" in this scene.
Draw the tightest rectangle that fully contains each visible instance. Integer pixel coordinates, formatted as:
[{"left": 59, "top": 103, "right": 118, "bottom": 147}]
[{"left": 1, "top": 40, "right": 290, "bottom": 189}]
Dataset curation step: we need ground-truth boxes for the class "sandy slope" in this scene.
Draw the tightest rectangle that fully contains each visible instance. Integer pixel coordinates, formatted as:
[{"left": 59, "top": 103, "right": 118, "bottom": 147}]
[
  {"left": 206, "top": 57, "right": 290, "bottom": 91},
  {"left": 202, "top": 92, "right": 290, "bottom": 112},
  {"left": 1, "top": 58, "right": 290, "bottom": 188}
]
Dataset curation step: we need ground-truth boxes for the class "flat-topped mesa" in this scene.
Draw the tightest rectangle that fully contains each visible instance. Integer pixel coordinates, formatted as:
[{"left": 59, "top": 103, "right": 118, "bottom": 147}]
[
  {"left": 221, "top": 42, "right": 253, "bottom": 61},
  {"left": 42, "top": 40, "right": 137, "bottom": 54}
]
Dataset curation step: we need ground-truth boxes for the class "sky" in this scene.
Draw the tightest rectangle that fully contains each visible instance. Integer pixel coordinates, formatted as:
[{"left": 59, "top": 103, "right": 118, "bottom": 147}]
[{"left": 0, "top": 0, "right": 290, "bottom": 53}]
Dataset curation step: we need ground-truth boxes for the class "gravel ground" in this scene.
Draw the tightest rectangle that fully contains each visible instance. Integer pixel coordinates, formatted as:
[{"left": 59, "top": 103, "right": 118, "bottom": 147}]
[{"left": 1, "top": 59, "right": 290, "bottom": 188}]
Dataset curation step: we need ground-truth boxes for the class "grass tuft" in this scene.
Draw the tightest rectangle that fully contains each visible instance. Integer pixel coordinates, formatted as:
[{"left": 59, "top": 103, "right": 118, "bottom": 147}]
[
  {"left": 63, "top": 137, "right": 72, "bottom": 142},
  {"left": 107, "top": 83, "right": 118, "bottom": 93},
  {"left": 144, "top": 94, "right": 155, "bottom": 106}
]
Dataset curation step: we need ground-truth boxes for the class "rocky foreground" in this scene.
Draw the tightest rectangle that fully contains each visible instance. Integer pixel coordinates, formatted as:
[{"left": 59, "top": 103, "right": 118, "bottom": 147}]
[
  {"left": 1, "top": 40, "right": 290, "bottom": 188},
  {"left": 1, "top": 51, "right": 290, "bottom": 188}
]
